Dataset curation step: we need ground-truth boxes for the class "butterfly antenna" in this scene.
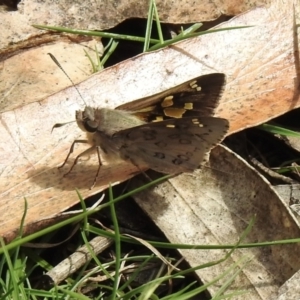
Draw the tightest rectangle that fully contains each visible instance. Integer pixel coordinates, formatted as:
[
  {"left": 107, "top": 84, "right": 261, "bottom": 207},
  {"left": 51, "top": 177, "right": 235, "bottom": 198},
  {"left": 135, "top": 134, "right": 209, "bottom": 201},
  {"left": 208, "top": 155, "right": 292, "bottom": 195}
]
[{"left": 48, "top": 53, "right": 87, "bottom": 106}]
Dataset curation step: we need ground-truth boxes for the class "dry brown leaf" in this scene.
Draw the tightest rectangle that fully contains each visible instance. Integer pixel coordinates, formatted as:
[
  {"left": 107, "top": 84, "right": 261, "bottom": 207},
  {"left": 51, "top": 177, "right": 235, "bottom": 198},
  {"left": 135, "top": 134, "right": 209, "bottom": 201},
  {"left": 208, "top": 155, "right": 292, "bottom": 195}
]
[
  {"left": 131, "top": 145, "right": 300, "bottom": 299},
  {"left": 0, "top": 0, "right": 298, "bottom": 244},
  {"left": 278, "top": 270, "right": 300, "bottom": 299},
  {"left": 280, "top": 135, "right": 300, "bottom": 154},
  {"left": 0, "top": 0, "right": 269, "bottom": 51},
  {"left": 274, "top": 184, "right": 300, "bottom": 221},
  {"left": 0, "top": 36, "right": 102, "bottom": 112}
]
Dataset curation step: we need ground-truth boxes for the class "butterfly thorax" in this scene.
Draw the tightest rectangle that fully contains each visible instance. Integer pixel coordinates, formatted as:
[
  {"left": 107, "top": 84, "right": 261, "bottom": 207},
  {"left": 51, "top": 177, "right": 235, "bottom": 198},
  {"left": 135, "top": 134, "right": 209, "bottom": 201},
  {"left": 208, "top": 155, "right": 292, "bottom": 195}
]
[
  {"left": 76, "top": 107, "right": 145, "bottom": 136},
  {"left": 76, "top": 106, "right": 146, "bottom": 160}
]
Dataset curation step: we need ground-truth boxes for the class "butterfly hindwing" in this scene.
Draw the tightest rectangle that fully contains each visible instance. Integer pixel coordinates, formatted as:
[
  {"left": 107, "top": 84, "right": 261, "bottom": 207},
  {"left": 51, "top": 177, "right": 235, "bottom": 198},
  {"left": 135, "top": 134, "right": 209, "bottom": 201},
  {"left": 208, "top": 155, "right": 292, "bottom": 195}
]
[{"left": 111, "top": 116, "right": 229, "bottom": 173}]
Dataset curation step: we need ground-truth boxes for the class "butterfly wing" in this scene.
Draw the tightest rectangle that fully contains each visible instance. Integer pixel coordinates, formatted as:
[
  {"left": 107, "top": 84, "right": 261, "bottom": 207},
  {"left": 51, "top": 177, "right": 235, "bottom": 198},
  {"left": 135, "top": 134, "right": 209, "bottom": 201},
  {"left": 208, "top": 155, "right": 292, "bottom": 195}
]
[
  {"left": 116, "top": 73, "right": 226, "bottom": 121},
  {"left": 111, "top": 117, "right": 229, "bottom": 174}
]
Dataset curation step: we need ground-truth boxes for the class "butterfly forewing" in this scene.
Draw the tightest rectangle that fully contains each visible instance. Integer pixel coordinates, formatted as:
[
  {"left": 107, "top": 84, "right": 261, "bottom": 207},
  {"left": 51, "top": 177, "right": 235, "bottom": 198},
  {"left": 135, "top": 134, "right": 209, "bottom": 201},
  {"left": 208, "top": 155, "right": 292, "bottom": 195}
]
[
  {"left": 117, "top": 73, "right": 226, "bottom": 122},
  {"left": 111, "top": 116, "right": 229, "bottom": 174}
]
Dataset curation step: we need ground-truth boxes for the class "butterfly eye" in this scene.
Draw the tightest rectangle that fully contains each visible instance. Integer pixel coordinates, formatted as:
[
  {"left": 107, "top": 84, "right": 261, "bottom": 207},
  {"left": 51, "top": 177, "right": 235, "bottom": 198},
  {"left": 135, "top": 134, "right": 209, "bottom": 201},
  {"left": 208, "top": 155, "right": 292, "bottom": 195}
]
[
  {"left": 79, "top": 107, "right": 98, "bottom": 132},
  {"left": 84, "top": 120, "right": 98, "bottom": 132},
  {"left": 75, "top": 110, "right": 98, "bottom": 133}
]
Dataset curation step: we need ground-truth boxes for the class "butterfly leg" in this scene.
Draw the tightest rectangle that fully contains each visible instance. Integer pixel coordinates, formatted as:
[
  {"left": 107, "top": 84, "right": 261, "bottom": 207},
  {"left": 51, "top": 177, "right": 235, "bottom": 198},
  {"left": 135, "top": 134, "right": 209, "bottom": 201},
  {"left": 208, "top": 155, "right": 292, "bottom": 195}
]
[
  {"left": 59, "top": 139, "right": 90, "bottom": 170},
  {"left": 86, "top": 147, "right": 102, "bottom": 189},
  {"left": 60, "top": 141, "right": 97, "bottom": 178},
  {"left": 125, "top": 158, "right": 153, "bottom": 181}
]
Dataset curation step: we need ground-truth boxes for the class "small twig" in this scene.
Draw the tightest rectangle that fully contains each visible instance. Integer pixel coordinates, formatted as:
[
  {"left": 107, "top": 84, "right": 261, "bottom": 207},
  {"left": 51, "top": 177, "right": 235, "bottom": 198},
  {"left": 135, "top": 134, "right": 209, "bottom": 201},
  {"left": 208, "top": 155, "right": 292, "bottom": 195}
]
[{"left": 249, "top": 156, "right": 297, "bottom": 184}]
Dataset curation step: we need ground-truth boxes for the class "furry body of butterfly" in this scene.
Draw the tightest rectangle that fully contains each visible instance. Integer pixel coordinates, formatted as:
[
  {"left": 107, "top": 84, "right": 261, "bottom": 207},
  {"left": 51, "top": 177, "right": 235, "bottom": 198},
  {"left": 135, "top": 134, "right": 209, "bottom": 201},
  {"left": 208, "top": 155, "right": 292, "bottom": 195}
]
[
  {"left": 77, "top": 107, "right": 145, "bottom": 163},
  {"left": 75, "top": 106, "right": 228, "bottom": 174}
]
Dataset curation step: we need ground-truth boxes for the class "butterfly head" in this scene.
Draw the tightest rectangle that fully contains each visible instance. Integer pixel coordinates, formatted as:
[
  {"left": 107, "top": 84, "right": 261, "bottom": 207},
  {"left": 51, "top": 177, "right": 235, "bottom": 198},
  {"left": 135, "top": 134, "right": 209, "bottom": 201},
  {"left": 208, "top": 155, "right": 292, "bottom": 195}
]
[{"left": 76, "top": 106, "right": 99, "bottom": 133}]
